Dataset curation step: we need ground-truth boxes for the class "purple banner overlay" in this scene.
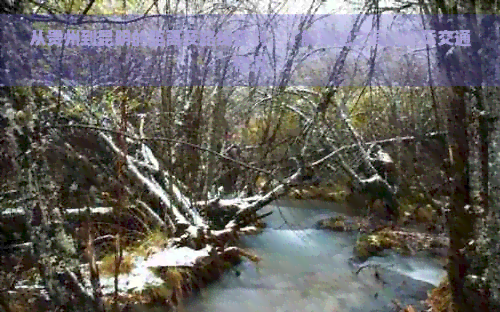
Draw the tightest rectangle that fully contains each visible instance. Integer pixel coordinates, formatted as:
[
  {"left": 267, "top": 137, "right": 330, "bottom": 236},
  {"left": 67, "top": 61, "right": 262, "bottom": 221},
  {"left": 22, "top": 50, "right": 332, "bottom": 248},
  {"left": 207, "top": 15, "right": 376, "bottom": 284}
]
[{"left": 0, "top": 14, "right": 497, "bottom": 87}]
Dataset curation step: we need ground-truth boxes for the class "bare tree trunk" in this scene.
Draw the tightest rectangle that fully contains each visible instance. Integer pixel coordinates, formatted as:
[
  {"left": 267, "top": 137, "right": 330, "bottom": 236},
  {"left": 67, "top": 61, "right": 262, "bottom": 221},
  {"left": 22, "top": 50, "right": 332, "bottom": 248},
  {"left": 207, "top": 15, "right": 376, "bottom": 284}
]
[
  {"left": 206, "top": 55, "right": 231, "bottom": 196},
  {"left": 176, "top": 44, "right": 204, "bottom": 192},
  {"left": 447, "top": 86, "right": 474, "bottom": 312},
  {"left": 477, "top": 93, "right": 489, "bottom": 215}
]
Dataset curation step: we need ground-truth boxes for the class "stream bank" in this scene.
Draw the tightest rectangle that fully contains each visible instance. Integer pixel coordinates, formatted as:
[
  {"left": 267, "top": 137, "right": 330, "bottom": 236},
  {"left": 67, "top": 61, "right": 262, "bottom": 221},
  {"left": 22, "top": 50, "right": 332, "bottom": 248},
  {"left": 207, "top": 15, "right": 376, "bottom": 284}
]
[
  {"left": 10, "top": 199, "right": 446, "bottom": 312},
  {"left": 181, "top": 199, "right": 446, "bottom": 312}
]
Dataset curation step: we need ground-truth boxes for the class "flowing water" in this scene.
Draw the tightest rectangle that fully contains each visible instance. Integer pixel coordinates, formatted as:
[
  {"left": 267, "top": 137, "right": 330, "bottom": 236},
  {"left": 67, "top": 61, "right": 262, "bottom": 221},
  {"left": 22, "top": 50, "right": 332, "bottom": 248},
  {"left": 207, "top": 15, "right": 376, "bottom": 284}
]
[{"left": 183, "top": 200, "right": 446, "bottom": 312}]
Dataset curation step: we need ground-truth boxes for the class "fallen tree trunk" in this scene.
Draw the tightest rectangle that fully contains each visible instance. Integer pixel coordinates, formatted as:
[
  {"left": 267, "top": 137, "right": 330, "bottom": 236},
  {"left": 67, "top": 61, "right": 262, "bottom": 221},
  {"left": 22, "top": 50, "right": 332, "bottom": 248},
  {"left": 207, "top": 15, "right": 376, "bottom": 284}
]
[
  {"left": 310, "top": 131, "right": 447, "bottom": 168},
  {"left": 2, "top": 207, "right": 114, "bottom": 219},
  {"left": 96, "top": 128, "right": 291, "bottom": 249},
  {"left": 0, "top": 207, "right": 142, "bottom": 246},
  {"left": 316, "top": 101, "right": 400, "bottom": 221},
  {"left": 2, "top": 110, "right": 299, "bottom": 312}
]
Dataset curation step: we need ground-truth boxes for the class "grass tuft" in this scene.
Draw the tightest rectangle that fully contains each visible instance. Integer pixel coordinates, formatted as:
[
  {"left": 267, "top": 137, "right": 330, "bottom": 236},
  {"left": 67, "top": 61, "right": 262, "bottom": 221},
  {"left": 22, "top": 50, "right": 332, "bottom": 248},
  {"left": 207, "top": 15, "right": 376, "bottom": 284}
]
[{"left": 99, "top": 253, "right": 135, "bottom": 276}]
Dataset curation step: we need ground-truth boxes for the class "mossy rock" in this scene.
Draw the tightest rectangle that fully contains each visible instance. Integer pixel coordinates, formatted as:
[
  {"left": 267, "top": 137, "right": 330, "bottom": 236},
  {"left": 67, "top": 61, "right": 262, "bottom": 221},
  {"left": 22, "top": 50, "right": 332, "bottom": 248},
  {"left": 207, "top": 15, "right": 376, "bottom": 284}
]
[
  {"left": 330, "top": 220, "right": 346, "bottom": 231},
  {"left": 395, "top": 244, "right": 413, "bottom": 256},
  {"left": 287, "top": 184, "right": 345, "bottom": 201},
  {"left": 325, "top": 190, "right": 347, "bottom": 202},
  {"left": 354, "top": 234, "right": 384, "bottom": 258},
  {"left": 317, "top": 216, "right": 348, "bottom": 232},
  {"left": 354, "top": 229, "right": 401, "bottom": 258}
]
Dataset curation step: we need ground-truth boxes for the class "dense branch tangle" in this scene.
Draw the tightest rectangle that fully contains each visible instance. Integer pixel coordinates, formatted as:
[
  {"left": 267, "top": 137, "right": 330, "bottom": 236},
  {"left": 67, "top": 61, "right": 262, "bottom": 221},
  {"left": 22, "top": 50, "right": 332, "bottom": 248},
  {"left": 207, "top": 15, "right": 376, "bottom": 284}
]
[{"left": 46, "top": 114, "right": 295, "bottom": 249}]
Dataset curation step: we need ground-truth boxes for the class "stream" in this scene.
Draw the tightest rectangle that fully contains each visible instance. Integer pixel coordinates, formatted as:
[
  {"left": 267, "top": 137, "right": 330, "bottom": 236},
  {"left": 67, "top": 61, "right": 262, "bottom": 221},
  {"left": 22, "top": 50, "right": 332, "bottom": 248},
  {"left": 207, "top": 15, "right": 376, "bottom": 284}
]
[{"left": 182, "top": 200, "right": 446, "bottom": 312}]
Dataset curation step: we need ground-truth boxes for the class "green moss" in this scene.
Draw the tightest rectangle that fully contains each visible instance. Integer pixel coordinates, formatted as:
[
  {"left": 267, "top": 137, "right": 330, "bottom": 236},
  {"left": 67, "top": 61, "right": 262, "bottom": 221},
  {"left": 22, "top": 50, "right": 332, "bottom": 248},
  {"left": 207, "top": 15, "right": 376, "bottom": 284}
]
[
  {"left": 396, "top": 244, "right": 413, "bottom": 256},
  {"left": 288, "top": 184, "right": 349, "bottom": 202},
  {"left": 396, "top": 192, "right": 436, "bottom": 225},
  {"left": 354, "top": 229, "right": 401, "bottom": 258},
  {"left": 223, "top": 261, "right": 233, "bottom": 270},
  {"left": 354, "top": 234, "right": 384, "bottom": 258},
  {"left": 318, "top": 216, "right": 348, "bottom": 231}
]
